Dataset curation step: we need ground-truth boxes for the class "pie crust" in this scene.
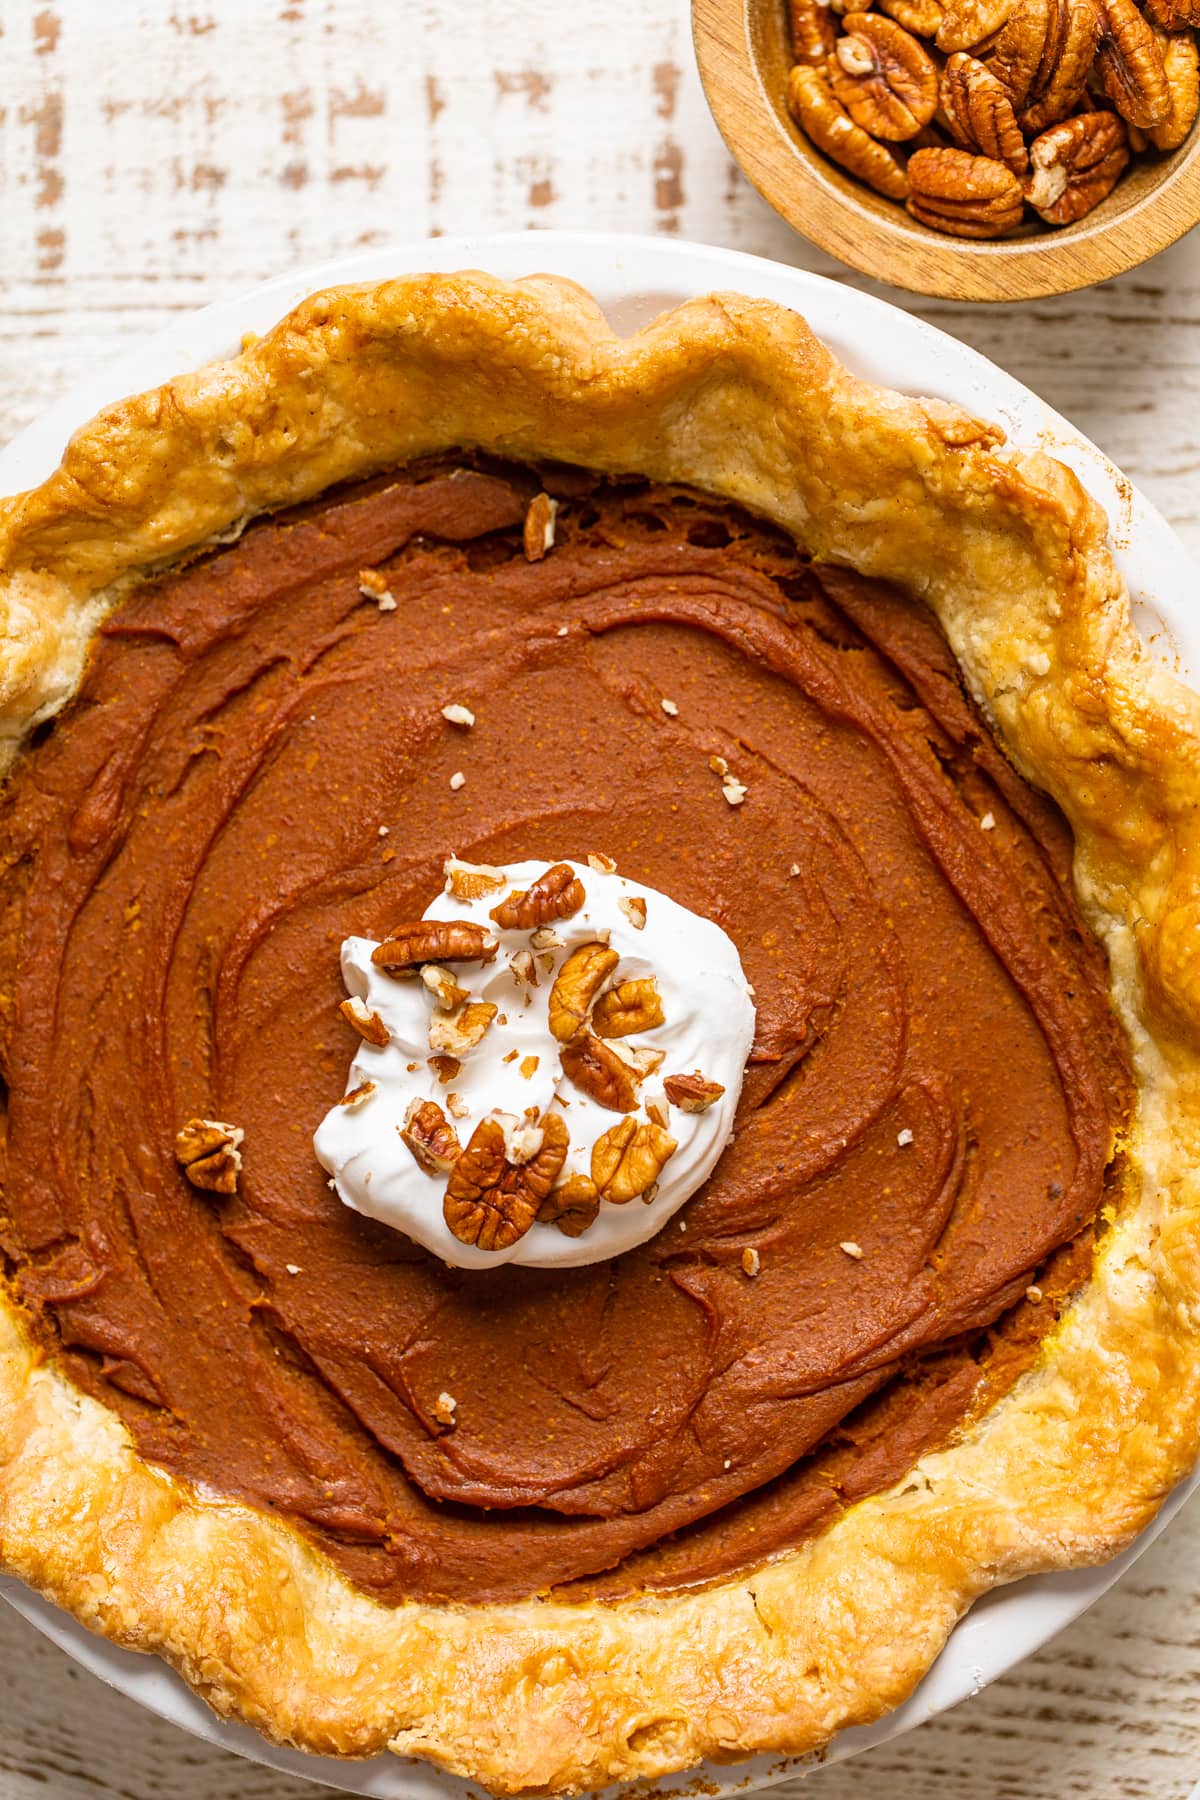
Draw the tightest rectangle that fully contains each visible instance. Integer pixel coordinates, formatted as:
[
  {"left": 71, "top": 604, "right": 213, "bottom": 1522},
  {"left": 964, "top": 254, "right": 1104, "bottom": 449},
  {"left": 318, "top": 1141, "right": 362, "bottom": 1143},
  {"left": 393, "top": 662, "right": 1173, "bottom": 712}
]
[{"left": 1, "top": 271, "right": 1199, "bottom": 1794}]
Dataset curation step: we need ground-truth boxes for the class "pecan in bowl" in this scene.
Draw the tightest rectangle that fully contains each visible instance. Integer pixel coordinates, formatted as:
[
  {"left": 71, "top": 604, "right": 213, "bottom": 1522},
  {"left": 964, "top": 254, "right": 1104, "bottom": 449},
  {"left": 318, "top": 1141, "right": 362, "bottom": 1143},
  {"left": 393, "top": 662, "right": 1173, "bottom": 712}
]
[{"left": 775, "top": 0, "right": 1200, "bottom": 239}]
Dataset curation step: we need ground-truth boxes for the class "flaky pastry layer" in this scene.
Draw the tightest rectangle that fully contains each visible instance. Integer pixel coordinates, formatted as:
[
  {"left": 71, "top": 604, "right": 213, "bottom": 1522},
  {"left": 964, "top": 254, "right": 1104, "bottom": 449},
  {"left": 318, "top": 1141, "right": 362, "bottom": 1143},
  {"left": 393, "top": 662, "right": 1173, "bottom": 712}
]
[{"left": 1, "top": 272, "right": 1199, "bottom": 1795}]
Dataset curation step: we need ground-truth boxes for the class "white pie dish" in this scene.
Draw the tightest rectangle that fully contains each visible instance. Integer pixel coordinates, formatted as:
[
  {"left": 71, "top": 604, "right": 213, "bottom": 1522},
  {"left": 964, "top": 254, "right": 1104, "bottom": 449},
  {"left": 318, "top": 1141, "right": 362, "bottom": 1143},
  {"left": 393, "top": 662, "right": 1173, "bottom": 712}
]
[{"left": 0, "top": 229, "right": 1197, "bottom": 1797}]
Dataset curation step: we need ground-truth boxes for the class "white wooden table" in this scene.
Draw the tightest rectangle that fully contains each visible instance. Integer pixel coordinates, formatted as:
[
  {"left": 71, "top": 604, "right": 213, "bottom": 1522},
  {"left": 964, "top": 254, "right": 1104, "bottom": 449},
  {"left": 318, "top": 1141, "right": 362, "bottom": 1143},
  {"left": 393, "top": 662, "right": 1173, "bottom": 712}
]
[{"left": 1, "top": 3, "right": 1198, "bottom": 1795}]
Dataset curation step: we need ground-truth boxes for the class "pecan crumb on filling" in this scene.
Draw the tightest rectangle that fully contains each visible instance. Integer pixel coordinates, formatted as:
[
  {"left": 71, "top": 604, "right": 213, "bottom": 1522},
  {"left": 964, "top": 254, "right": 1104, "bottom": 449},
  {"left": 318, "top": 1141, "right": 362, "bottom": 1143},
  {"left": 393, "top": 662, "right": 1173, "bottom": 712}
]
[{"left": 0, "top": 456, "right": 1131, "bottom": 1610}]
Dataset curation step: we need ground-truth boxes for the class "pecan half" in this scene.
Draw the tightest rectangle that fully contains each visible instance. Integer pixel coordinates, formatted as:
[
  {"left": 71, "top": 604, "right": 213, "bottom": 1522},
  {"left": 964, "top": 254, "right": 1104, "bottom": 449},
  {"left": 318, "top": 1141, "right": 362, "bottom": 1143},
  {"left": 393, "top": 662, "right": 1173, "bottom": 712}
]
[
  {"left": 372, "top": 920, "right": 498, "bottom": 973},
  {"left": 879, "top": 0, "right": 947, "bottom": 34},
  {"left": 936, "top": 0, "right": 1018, "bottom": 49},
  {"left": 1024, "top": 111, "right": 1129, "bottom": 220},
  {"left": 428, "top": 1000, "right": 498, "bottom": 1056},
  {"left": 1094, "top": 0, "right": 1171, "bottom": 126},
  {"left": 339, "top": 995, "right": 390, "bottom": 1047},
  {"left": 1148, "top": 28, "right": 1200, "bottom": 147},
  {"left": 984, "top": 0, "right": 1081, "bottom": 108},
  {"left": 592, "top": 977, "right": 665, "bottom": 1039},
  {"left": 941, "top": 53, "right": 1029, "bottom": 170},
  {"left": 537, "top": 1173, "right": 602, "bottom": 1238},
  {"left": 1017, "top": 0, "right": 1100, "bottom": 127},
  {"left": 444, "top": 1113, "right": 569, "bottom": 1251},
  {"left": 1144, "top": 0, "right": 1200, "bottom": 28},
  {"left": 663, "top": 1072, "right": 727, "bottom": 1113},
  {"left": 444, "top": 857, "right": 506, "bottom": 900},
  {"left": 906, "top": 146, "right": 1026, "bottom": 235},
  {"left": 789, "top": 0, "right": 838, "bottom": 60},
  {"left": 787, "top": 65, "right": 909, "bottom": 198},
  {"left": 830, "top": 12, "right": 940, "bottom": 139},
  {"left": 175, "top": 1117, "right": 243, "bottom": 1195},
  {"left": 591, "top": 1118, "right": 678, "bottom": 1204},
  {"left": 548, "top": 942, "right": 620, "bottom": 1042},
  {"left": 490, "top": 863, "right": 586, "bottom": 931},
  {"left": 560, "top": 1030, "right": 641, "bottom": 1112},
  {"left": 400, "top": 1099, "right": 462, "bottom": 1176}
]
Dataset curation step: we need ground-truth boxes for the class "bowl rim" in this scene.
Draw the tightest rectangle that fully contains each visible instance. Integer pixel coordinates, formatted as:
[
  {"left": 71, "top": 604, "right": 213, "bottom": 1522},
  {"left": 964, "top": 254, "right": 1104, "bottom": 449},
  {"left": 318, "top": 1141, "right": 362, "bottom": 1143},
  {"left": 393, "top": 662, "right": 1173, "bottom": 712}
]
[
  {"left": 692, "top": 0, "right": 1200, "bottom": 301},
  {"left": 1, "top": 230, "right": 1198, "bottom": 1796}
]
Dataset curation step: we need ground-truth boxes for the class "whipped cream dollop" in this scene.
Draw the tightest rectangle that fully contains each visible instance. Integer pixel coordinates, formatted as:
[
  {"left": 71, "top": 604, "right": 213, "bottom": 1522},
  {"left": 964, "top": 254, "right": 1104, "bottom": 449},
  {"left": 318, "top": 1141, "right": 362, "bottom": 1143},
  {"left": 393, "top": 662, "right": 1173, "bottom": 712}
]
[{"left": 313, "top": 859, "right": 755, "bottom": 1269}]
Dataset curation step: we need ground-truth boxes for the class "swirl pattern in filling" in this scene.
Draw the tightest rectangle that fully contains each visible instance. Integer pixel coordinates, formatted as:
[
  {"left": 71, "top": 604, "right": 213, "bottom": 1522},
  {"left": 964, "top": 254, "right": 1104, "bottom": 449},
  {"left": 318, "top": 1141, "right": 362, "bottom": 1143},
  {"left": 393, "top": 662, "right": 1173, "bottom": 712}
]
[{"left": 0, "top": 460, "right": 1131, "bottom": 1605}]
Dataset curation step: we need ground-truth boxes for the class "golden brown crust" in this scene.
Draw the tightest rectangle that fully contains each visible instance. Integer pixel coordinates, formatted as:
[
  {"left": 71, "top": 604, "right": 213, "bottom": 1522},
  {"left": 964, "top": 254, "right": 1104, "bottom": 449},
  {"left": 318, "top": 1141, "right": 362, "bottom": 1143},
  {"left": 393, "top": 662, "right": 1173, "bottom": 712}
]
[{"left": 1, "top": 271, "right": 1199, "bottom": 1794}]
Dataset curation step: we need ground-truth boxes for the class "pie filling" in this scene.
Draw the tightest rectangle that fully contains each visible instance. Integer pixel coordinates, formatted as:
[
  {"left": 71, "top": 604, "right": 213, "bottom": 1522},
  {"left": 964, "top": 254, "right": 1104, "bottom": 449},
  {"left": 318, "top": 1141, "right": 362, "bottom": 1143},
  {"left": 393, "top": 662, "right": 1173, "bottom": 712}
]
[{"left": 0, "top": 459, "right": 1131, "bottom": 1607}]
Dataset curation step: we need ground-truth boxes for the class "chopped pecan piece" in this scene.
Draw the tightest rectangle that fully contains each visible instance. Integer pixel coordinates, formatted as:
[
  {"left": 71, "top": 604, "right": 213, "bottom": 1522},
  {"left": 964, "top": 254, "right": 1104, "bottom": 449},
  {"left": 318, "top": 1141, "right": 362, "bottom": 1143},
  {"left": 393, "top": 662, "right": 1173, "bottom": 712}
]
[
  {"left": 499, "top": 1113, "right": 548, "bottom": 1165},
  {"left": 560, "top": 1030, "right": 641, "bottom": 1112},
  {"left": 421, "top": 964, "right": 469, "bottom": 1010},
  {"left": 339, "top": 1080, "right": 377, "bottom": 1108},
  {"left": 708, "top": 753, "right": 748, "bottom": 806},
  {"left": 428, "top": 1053, "right": 462, "bottom": 1084},
  {"left": 175, "top": 1117, "right": 243, "bottom": 1195},
  {"left": 358, "top": 567, "right": 396, "bottom": 610},
  {"left": 829, "top": 12, "right": 940, "bottom": 139},
  {"left": 789, "top": 0, "right": 838, "bottom": 61},
  {"left": 906, "top": 146, "right": 1025, "bottom": 235},
  {"left": 591, "top": 1117, "right": 678, "bottom": 1204},
  {"left": 942, "top": 54, "right": 1029, "bottom": 170},
  {"left": 1147, "top": 28, "right": 1200, "bottom": 147},
  {"left": 619, "top": 895, "right": 647, "bottom": 930},
  {"left": 428, "top": 1000, "right": 498, "bottom": 1056},
  {"left": 444, "top": 858, "right": 507, "bottom": 900},
  {"left": 664, "top": 1071, "right": 727, "bottom": 1113},
  {"left": 587, "top": 851, "right": 618, "bottom": 874},
  {"left": 443, "top": 1112, "right": 569, "bottom": 1251},
  {"left": 1094, "top": 0, "right": 1171, "bottom": 126},
  {"left": 936, "top": 0, "right": 1018, "bottom": 48},
  {"left": 537, "top": 1173, "right": 602, "bottom": 1237},
  {"left": 611, "top": 1042, "right": 666, "bottom": 1080},
  {"left": 787, "top": 65, "right": 909, "bottom": 198},
  {"left": 592, "top": 977, "right": 665, "bottom": 1039},
  {"left": 339, "top": 995, "right": 390, "bottom": 1047},
  {"left": 548, "top": 941, "right": 620, "bottom": 1042},
  {"left": 400, "top": 1099, "right": 462, "bottom": 1176},
  {"left": 490, "top": 862, "right": 586, "bottom": 930},
  {"left": 523, "top": 492, "right": 558, "bottom": 562},
  {"left": 372, "top": 920, "right": 498, "bottom": 974},
  {"left": 879, "top": 0, "right": 946, "bottom": 32},
  {"left": 508, "top": 948, "right": 539, "bottom": 990},
  {"left": 1024, "top": 111, "right": 1129, "bottom": 221}
]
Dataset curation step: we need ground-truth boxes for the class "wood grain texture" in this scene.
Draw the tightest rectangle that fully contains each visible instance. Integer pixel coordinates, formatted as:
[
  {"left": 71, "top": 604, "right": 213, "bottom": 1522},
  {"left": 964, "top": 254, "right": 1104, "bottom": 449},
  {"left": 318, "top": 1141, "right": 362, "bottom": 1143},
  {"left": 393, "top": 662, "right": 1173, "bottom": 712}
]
[
  {"left": 693, "top": 0, "right": 1200, "bottom": 301},
  {"left": 0, "top": 1, "right": 1198, "bottom": 1794}
]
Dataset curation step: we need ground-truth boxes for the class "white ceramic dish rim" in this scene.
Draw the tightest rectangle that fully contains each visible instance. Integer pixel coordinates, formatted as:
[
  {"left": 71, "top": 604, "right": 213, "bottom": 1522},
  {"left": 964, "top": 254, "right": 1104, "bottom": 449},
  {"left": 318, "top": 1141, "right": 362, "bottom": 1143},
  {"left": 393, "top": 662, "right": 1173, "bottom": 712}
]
[{"left": 0, "top": 230, "right": 1197, "bottom": 1797}]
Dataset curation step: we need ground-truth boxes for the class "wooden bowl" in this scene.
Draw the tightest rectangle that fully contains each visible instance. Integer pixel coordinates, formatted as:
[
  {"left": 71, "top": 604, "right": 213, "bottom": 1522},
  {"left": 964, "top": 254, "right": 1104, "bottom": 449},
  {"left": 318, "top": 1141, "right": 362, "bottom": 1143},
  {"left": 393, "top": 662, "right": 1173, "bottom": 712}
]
[{"left": 693, "top": 0, "right": 1200, "bottom": 300}]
